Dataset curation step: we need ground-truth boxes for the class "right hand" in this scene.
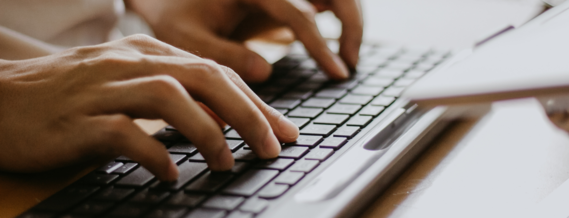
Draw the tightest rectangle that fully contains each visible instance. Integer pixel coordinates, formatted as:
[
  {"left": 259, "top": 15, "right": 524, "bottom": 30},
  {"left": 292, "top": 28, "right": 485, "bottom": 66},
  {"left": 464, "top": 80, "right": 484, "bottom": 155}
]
[
  {"left": 127, "top": 0, "right": 363, "bottom": 82},
  {"left": 0, "top": 34, "right": 299, "bottom": 181}
]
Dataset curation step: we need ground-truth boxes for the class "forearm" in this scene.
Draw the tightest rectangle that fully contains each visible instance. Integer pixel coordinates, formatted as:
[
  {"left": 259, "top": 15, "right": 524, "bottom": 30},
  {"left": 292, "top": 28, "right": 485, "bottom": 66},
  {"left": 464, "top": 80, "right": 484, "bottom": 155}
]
[{"left": 0, "top": 26, "right": 62, "bottom": 60}]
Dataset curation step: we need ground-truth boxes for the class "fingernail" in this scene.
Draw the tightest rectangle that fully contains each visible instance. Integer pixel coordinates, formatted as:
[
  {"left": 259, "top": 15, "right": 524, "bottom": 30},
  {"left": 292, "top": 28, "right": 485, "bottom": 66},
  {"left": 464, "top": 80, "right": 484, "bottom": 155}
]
[
  {"left": 214, "top": 148, "right": 234, "bottom": 171},
  {"left": 165, "top": 161, "right": 179, "bottom": 181},
  {"left": 262, "top": 132, "right": 281, "bottom": 159},
  {"left": 246, "top": 55, "right": 272, "bottom": 82},
  {"left": 278, "top": 115, "right": 299, "bottom": 141},
  {"left": 333, "top": 55, "right": 350, "bottom": 79}
]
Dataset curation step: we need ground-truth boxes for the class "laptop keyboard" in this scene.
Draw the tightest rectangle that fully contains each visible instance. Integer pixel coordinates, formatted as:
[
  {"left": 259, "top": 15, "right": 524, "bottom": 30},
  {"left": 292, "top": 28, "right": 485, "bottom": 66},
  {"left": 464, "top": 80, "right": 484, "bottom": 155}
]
[{"left": 19, "top": 43, "right": 450, "bottom": 218}]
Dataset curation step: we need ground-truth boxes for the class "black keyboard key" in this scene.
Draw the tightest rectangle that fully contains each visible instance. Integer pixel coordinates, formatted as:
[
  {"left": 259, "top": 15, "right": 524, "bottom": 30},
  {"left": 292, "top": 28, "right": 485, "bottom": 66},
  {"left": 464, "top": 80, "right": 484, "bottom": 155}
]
[
  {"left": 227, "top": 211, "right": 254, "bottom": 218},
  {"left": 97, "top": 161, "right": 124, "bottom": 174},
  {"left": 278, "top": 146, "right": 309, "bottom": 159},
  {"left": 304, "top": 148, "right": 334, "bottom": 161},
  {"left": 313, "top": 114, "right": 349, "bottom": 125},
  {"left": 185, "top": 208, "right": 226, "bottom": 218},
  {"left": 351, "top": 86, "right": 383, "bottom": 96},
  {"left": 93, "top": 187, "right": 135, "bottom": 201},
  {"left": 188, "top": 153, "right": 205, "bottom": 162},
  {"left": 202, "top": 195, "right": 245, "bottom": 210},
  {"left": 257, "top": 94, "right": 275, "bottom": 103},
  {"left": 339, "top": 94, "right": 373, "bottom": 105},
  {"left": 154, "top": 130, "right": 184, "bottom": 143},
  {"left": 287, "top": 117, "right": 310, "bottom": 128},
  {"left": 301, "top": 98, "right": 335, "bottom": 108},
  {"left": 300, "top": 124, "right": 336, "bottom": 136},
  {"left": 185, "top": 172, "right": 234, "bottom": 193},
  {"left": 115, "top": 155, "right": 133, "bottom": 162},
  {"left": 270, "top": 99, "right": 301, "bottom": 109},
  {"left": 287, "top": 107, "right": 323, "bottom": 118},
  {"left": 225, "top": 129, "right": 242, "bottom": 139},
  {"left": 315, "top": 88, "right": 347, "bottom": 99},
  {"left": 222, "top": 170, "right": 279, "bottom": 196},
  {"left": 169, "top": 154, "right": 186, "bottom": 165},
  {"left": 346, "top": 115, "right": 373, "bottom": 126},
  {"left": 359, "top": 105, "right": 385, "bottom": 116},
  {"left": 326, "top": 104, "right": 361, "bottom": 115},
  {"left": 319, "top": 137, "right": 348, "bottom": 149},
  {"left": 115, "top": 167, "right": 154, "bottom": 187},
  {"left": 112, "top": 163, "right": 138, "bottom": 174},
  {"left": 255, "top": 158, "right": 294, "bottom": 170},
  {"left": 146, "top": 206, "right": 188, "bottom": 218},
  {"left": 168, "top": 142, "right": 197, "bottom": 155},
  {"left": 295, "top": 82, "right": 322, "bottom": 91},
  {"left": 258, "top": 86, "right": 287, "bottom": 95},
  {"left": 152, "top": 162, "right": 207, "bottom": 191},
  {"left": 229, "top": 162, "right": 250, "bottom": 174},
  {"left": 227, "top": 139, "right": 244, "bottom": 151},
  {"left": 129, "top": 189, "right": 170, "bottom": 204},
  {"left": 233, "top": 148, "right": 257, "bottom": 161},
  {"left": 306, "top": 72, "right": 327, "bottom": 82},
  {"left": 289, "top": 135, "right": 323, "bottom": 148},
  {"left": 72, "top": 201, "right": 113, "bottom": 215},
  {"left": 362, "top": 77, "right": 393, "bottom": 87},
  {"left": 289, "top": 160, "right": 319, "bottom": 173},
  {"left": 274, "top": 171, "right": 304, "bottom": 185},
  {"left": 108, "top": 203, "right": 148, "bottom": 218},
  {"left": 239, "top": 198, "right": 268, "bottom": 214},
  {"left": 258, "top": 183, "right": 289, "bottom": 199},
  {"left": 77, "top": 173, "right": 118, "bottom": 185},
  {"left": 327, "top": 80, "right": 358, "bottom": 89},
  {"left": 282, "top": 90, "right": 313, "bottom": 99},
  {"left": 371, "top": 96, "right": 396, "bottom": 106},
  {"left": 166, "top": 191, "right": 206, "bottom": 207},
  {"left": 333, "top": 126, "right": 360, "bottom": 138},
  {"left": 35, "top": 185, "right": 99, "bottom": 212},
  {"left": 382, "top": 86, "right": 406, "bottom": 96}
]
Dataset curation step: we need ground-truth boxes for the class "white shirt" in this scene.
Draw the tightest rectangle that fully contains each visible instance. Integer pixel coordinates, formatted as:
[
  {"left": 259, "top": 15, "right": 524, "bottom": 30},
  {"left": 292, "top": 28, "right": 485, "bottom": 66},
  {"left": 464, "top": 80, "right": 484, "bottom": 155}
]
[{"left": 0, "top": 0, "right": 152, "bottom": 60}]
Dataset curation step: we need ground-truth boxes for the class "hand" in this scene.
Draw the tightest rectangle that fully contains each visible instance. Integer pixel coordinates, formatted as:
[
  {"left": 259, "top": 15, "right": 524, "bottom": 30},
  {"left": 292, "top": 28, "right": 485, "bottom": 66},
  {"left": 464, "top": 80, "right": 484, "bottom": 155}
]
[
  {"left": 127, "top": 0, "right": 363, "bottom": 82},
  {"left": 0, "top": 34, "right": 299, "bottom": 181}
]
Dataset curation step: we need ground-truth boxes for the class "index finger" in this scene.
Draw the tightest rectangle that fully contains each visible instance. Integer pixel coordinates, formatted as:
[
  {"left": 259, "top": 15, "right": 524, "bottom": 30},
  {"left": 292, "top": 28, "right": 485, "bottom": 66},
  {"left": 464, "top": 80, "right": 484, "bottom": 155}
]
[
  {"left": 331, "top": 0, "right": 363, "bottom": 68},
  {"left": 247, "top": 0, "right": 349, "bottom": 80}
]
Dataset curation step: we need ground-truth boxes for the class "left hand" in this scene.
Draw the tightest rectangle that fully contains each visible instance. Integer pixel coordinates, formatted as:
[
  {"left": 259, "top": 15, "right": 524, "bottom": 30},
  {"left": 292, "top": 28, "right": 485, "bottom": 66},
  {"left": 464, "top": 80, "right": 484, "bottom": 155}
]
[{"left": 127, "top": 0, "right": 363, "bottom": 82}]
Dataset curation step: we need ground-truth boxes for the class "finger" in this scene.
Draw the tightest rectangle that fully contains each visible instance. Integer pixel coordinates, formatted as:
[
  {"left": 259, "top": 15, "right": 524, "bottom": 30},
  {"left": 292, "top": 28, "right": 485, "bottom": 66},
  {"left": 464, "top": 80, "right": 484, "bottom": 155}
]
[
  {"left": 90, "top": 114, "right": 178, "bottom": 181},
  {"left": 134, "top": 57, "right": 281, "bottom": 159},
  {"left": 330, "top": 0, "right": 363, "bottom": 68},
  {"left": 221, "top": 65, "right": 299, "bottom": 142},
  {"left": 94, "top": 75, "right": 234, "bottom": 171},
  {"left": 198, "top": 102, "right": 227, "bottom": 129},
  {"left": 247, "top": 0, "right": 349, "bottom": 80},
  {"left": 155, "top": 27, "right": 272, "bottom": 83}
]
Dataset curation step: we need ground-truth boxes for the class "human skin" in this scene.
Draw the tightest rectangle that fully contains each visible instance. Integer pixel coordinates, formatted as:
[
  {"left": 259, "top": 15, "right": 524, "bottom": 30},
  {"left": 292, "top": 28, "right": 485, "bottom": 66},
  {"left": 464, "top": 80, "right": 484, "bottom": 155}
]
[
  {"left": 0, "top": 35, "right": 299, "bottom": 181},
  {"left": 127, "top": 0, "right": 363, "bottom": 82}
]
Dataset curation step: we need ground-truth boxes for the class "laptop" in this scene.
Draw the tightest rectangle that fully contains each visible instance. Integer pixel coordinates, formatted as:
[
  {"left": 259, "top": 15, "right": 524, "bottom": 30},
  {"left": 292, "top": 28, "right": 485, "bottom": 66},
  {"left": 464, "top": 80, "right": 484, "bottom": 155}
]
[{"left": 18, "top": 2, "right": 569, "bottom": 218}]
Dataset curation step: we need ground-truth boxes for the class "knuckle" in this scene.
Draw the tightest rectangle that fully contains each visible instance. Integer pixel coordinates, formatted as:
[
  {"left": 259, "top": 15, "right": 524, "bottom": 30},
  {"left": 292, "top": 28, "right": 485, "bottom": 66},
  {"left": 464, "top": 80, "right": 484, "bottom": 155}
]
[
  {"left": 145, "top": 75, "right": 187, "bottom": 103},
  {"left": 123, "top": 34, "right": 157, "bottom": 45},
  {"left": 295, "top": 2, "right": 318, "bottom": 19},
  {"left": 189, "top": 60, "right": 225, "bottom": 82}
]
